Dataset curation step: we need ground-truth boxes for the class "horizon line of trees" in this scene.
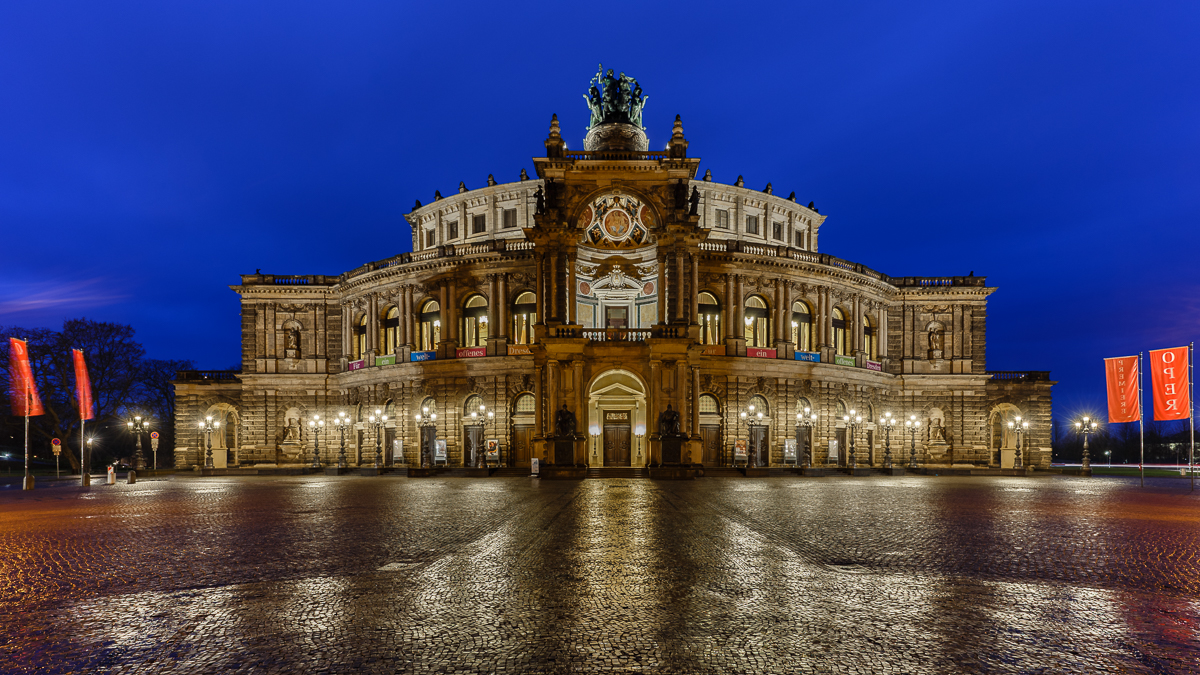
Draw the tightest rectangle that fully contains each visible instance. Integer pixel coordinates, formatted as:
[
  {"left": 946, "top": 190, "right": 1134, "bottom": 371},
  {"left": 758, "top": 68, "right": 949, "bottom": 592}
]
[
  {"left": 2, "top": 318, "right": 193, "bottom": 470},
  {"left": 1051, "top": 417, "right": 1197, "bottom": 465}
]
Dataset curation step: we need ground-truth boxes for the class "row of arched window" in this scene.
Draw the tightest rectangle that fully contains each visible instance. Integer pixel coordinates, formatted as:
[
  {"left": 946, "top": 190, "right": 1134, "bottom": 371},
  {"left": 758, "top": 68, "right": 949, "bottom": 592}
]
[
  {"left": 353, "top": 290, "right": 877, "bottom": 360},
  {"left": 697, "top": 292, "right": 877, "bottom": 358},
  {"left": 353, "top": 292, "right": 539, "bottom": 360}
]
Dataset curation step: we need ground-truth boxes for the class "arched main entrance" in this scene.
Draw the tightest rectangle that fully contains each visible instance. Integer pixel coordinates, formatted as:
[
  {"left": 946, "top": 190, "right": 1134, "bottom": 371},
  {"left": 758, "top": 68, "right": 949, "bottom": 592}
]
[{"left": 587, "top": 369, "right": 648, "bottom": 468}]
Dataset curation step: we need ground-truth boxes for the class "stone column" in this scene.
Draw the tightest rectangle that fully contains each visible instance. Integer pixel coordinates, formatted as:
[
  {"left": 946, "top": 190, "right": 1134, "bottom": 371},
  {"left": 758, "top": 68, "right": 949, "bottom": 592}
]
[
  {"left": 534, "top": 364, "right": 544, "bottom": 437},
  {"left": 734, "top": 275, "right": 744, "bottom": 336},
  {"left": 567, "top": 251, "right": 577, "bottom": 324},
  {"left": 367, "top": 294, "right": 378, "bottom": 359},
  {"left": 648, "top": 360, "right": 660, "bottom": 463},
  {"left": 498, "top": 273, "right": 509, "bottom": 339},
  {"left": 690, "top": 253, "right": 699, "bottom": 324},
  {"left": 879, "top": 303, "right": 888, "bottom": 358},
  {"left": 674, "top": 250, "right": 685, "bottom": 322},
  {"left": 676, "top": 361, "right": 687, "bottom": 431},
  {"left": 341, "top": 302, "right": 351, "bottom": 359},
  {"left": 548, "top": 250, "right": 558, "bottom": 322},
  {"left": 656, "top": 254, "right": 666, "bottom": 325},
  {"left": 534, "top": 253, "right": 545, "bottom": 323},
  {"left": 439, "top": 283, "right": 448, "bottom": 353},
  {"left": 404, "top": 286, "right": 415, "bottom": 348},
  {"left": 547, "top": 360, "right": 559, "bottom": 435},
  {"left": 724, "top": 274, "right": 735, "bottom": 340},
  {"left": 691, "top": 367, "right": 701, "bottom": 438}
]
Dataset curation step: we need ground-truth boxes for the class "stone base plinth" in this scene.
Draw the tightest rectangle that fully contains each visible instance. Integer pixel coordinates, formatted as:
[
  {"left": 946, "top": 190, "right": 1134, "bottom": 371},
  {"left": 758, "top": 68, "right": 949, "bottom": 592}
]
[
  {"left": 743, "top": 467, "right": 769, "bottom": 477},
  {"left": 465, "top": 468, "right": 490, "bottom": 477},
  {"left": 407, "top": 468, "right": 439, "bottom": 477},
  {"left": 540, "top": 465, "right": 587, "bottom": 480},
  {"left": 649, "top": 466, "right": 698, "bottom": 480},
  {"left": 839, "top": 468, "right": 872, "bottom": 476},
  {"left": 324, "top": 467, "right": 355, "bottom": 476},
  {"left": 880, "top": 467, "right": 907, "bottom": 476},
  {"left": 801, "top": 467, "right": 828, "bottom": 477}
]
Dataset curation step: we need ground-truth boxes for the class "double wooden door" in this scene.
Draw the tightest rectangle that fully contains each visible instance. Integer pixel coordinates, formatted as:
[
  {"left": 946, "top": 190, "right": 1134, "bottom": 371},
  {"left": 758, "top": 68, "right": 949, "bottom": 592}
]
[
  {"left": 700, "top": 425, "right": 722, "bottom": 465},
  {"left": 604, "top": 424, "right": 631, "bottom": 466},
  {"left": 511, "top": 424, "right": 534, "bottom": 467}
]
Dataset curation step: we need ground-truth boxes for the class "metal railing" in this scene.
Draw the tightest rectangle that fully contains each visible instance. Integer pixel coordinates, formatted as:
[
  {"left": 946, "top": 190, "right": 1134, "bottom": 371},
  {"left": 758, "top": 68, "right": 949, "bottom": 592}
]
[
  {"left": 174, "top": 370, "right": 242, "bottom": 382},
  {"left": 987, "top": 371, "right": 1051, "bottom": 381},
  {"left": 581, "top": 328, "right": 652, "bottom": 342}
]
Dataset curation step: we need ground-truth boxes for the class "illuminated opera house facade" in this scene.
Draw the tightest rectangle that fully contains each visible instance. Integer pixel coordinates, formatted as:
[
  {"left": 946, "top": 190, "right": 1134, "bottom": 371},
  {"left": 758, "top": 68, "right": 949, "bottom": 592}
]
[{"left": 173, "top": 70, "right": 1054, "bottom": 474}]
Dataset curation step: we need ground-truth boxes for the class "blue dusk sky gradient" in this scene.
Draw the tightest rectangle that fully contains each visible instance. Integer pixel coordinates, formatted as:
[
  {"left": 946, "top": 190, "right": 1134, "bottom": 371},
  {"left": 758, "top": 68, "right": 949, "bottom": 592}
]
[{"left": 1, "top": 1, "right": 1198, "bottom": 423}]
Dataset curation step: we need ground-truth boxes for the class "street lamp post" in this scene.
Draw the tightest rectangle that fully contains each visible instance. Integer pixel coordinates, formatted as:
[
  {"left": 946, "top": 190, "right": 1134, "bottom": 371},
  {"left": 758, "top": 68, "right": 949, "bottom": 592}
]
[
  {"left": 198, "top": 415, "right": 220, "bottom": 469},
  {"left": 904, "top": 415, "right": 922, "bottom": 470},
  {"left": 1007, "top": 415, "right": 1030, "bottom": 469},
  {"left": 590, "top": 424, "right": 601, "bottom": 467},
  {"left": 126, "top": 415, "right": 149, "bottom": 471},
  {"left": 795, "top": 406, "right": 818, "bottom": 468},
  {"left": 635, "top": 425, "right": 645, "bottom": 466},
  {"left": 1074, "top": 416, "right": 1098, "bottom": 473},
  {"left": 416, "top": 406, "right": 437, "bottom": 468},
  {"left": 334, "top": 411, "right": 351, "bottom": 469},
  {"left": 843, "top": 408, "right": 863, "bottom": 469},
  {"left": 367, "top": 409, "right": 389, "bottom": 468},
  {"left": 881, "top": 412, "right": 896, "bottom": 469},
  {"left": 305, "top": 415, "right": 325, "bottom": 468},
  {"left": 740, "top": 403, "right": 764, "bottom": 467}
]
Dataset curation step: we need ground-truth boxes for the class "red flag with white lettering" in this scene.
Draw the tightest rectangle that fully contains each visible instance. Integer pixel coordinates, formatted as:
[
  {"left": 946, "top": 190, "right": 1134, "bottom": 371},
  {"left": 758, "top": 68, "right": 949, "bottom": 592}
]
[
  {"left": 1149, "top": 346, "right": 1190, "bottom": 421},
  {"left": 8, "top": 337, "right": 45, "bottom": 416},
  {"left": 1104, "top": 355, "right": 1140, "bottom": 423},
  {"left": 73, "top": 349, "right": 94, "bottom": 421}
]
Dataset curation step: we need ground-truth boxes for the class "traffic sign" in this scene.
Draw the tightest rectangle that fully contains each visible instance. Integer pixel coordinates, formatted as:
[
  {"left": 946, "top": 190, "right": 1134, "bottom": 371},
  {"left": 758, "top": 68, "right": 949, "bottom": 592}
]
[
  {"left": 51, "top": 438, "right": 61, "bottom": 446},
  {"left": 51, "top": 438, "right": 61, "bottom": 455},
  {"left": 150, "top": 431, "right": 160, "bottom": 439}
]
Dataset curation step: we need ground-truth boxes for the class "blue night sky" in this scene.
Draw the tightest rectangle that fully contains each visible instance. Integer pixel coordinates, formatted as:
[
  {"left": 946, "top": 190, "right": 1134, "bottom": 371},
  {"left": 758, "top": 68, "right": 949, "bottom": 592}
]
[{"left": 2, "top": 1, "right": 1197, "bottom": 422}]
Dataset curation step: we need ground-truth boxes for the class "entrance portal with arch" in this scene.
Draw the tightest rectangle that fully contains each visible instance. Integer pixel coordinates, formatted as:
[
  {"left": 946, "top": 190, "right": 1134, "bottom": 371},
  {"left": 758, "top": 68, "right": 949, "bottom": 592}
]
[{"left": 587, "top": 369, "right": 647, "bottom": 468}]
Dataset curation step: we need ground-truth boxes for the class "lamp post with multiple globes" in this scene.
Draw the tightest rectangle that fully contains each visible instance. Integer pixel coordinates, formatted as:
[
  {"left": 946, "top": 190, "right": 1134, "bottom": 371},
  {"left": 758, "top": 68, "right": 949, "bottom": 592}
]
[
  {"left": 881, "top": 412, "right": 896, "bottom": 469},
  {"left": 126, "top": 415, "right": 150, "bottom": 471},
  {"left": 367, "top": 409, "right": 389, "bottom": 468},
  {"left": 739, "top": 403, "right": 764, "bottom": 467},
  {"left": 415, "top": 406, "right": 437, "bottom": 468},
  {"left": 1074, "top": 416, "right": 1098, "bottom": 473},
  {"left": 795, "top": 406, "right": 818, "bottom": 468},
  {"left": 904, "top": 415, "right": 922, "bottom": 470},
  {"left": 843, "top": 409, "right": 863, "bottom": 469},
  {"left": 198, "top": 415, "right": 220, "bottom": 469},
  {"left": 1008, "top": 415, "right": 1030, "bottom": 469},
  {"left": 334, "top": 411, "right": 351, "bottom": 469},
  {"left": 305, "top": 414, "right": 325, "bottom": 468}
]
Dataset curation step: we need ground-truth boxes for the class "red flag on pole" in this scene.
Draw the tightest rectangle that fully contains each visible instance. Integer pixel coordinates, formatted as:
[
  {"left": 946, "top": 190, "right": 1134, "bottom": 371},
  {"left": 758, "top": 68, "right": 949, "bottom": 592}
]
[
  {"left": 8, "top": 338, "right": 44, "bottom": 416},
  {"left": 1104, "top": 355, "right": 1140, "bottom": 423},
  {"left": 73, "top": 349, "right": 94, "bottom": 421},
  {"left": 1149, "top": 346, "right": 1190, "bottom": 421}
]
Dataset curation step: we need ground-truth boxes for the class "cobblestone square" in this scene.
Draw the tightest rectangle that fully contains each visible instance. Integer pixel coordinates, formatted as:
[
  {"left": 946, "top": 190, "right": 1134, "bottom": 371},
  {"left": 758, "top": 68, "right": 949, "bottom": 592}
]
[{"left": 2, "top": 474, "right": 1198, "bottom": 674}]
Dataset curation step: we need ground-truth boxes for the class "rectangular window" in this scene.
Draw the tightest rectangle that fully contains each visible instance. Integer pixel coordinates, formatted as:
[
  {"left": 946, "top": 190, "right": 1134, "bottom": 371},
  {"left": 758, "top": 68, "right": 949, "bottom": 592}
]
[
  {"left": 746, "top": 215, "right": 759, "bottom": 235},
  {"left": 794, "top": 229, "right": 803, "bottom": 248},
  {"left": 502, "top": 208, "right": 517, "bottom": 229},
  {"left": 715, "top": 209, "right": 729, "bottom": 229},
  {"left": 772, "top": 221, "right": 783, "bottom": 241},
  {"left": 472, "top": 214, "right": 486, "bottom": 234},
  {"left": 447, "top": 221, "right": 459, "bottom": 240}
]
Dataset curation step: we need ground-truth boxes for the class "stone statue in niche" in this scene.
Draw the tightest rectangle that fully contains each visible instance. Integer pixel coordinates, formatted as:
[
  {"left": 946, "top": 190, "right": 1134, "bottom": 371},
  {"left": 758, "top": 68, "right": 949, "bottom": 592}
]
[
  {"left": 285, "top": 327, "right": 300, "bottom": 358},
  {"left": 658, "top": 404, "right": 682, "bottom": 438},
  {"left": 930, "top": 417, "right": 947, "bottom": 442},
  {"left": 554, "top": 404, "right": 576, "bottom": 438},
  {"left": 927, "top": 325, "right": 945, "bottom": 360},
  {"left": 283, "top": 413, "right": 300, "bottom": 442}
]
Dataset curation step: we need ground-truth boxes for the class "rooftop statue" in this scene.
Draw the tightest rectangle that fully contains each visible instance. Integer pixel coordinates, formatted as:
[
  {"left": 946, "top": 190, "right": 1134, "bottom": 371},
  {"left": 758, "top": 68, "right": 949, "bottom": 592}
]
[{"left": 584, "top": 64, "right": 648, "bottom": 131}]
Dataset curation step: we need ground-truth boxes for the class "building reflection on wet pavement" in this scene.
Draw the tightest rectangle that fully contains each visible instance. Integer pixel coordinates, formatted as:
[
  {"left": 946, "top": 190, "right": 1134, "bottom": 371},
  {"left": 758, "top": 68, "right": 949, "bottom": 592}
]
[{"left": 1, "top": 475, "right": 1197, "bottom": 673}]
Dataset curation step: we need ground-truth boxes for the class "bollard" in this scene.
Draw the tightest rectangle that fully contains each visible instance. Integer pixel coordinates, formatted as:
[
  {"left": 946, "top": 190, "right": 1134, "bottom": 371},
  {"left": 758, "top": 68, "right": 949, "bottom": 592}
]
[
  {"left": 127, "top": 470, "right": 136, "bottom": 484},
  {"left": 106, "top": 466, "right": 115, "bottom": 485},
  {"left": 23, "top": 476, "right": 35, "bottom": 490}
]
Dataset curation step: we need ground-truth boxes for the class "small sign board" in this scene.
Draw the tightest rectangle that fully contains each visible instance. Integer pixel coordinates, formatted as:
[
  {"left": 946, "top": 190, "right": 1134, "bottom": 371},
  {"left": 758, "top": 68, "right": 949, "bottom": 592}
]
[
  {"left": 794, "top": 351, "right": 820, "bottom": 363},
  {"left": 375, "top": 354, "right": 397, "bottom": 366},
  {"left": 486, "top": 439, "right": 499, "bottom": 463},
  {"left": 410, "top": 350, "right": 437, "bottom": 362},
  {"left": 507, "top": 344, "right": 533, "bottom": 356},
  {"left": 701, "top": 344, "right": 727, "bottom": 356},
  {"left": 456, "top": 346, "right": 486, "bottom": 358},
  {"left": 828, "top": 439, "right": 839, "bottom": 463},
  {"left": 784, "top": 439, "right": 796, "bottom": 462},
  {"left": 865, "top": 360, "right": 882, "bottom": 372},
  {"left": 434, "top": 439, "right": 447, "bottom": 464},
  {"left": 51, "top": 438, "right": 61, "bottom": 455},
  {"left": 530, "top": 457, "right": 539, "bottom": 475},
  {"left": 747, "top": 347, "right": 777, "bottom": 359},
  {"left": 347, "top": 359, "right": 366, "bottom": 371},
  {"left": 834, "top": 355, "right": 857, "bottom": 367},
  {"left": 734, "top": 439, "right": 748, "bottom": 459}
]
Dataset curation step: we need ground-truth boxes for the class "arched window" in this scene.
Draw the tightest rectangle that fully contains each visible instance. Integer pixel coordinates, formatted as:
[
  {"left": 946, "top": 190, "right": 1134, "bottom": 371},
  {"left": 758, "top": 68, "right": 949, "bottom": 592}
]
[
  {"left": 381, "top": 306, "right": 400, "bottom": 355},
  {"left": 743, "top": 296, "right": 770, "bottom": 347},
  {"left": 796, "top": 397, "right": 812, "bottom": 414},
  {"left": 418, "top": 301, "right": 441, "bottom": 352},
  {"left": 699, "top": 393, "right": 720, "bottom": 415},
  {"left": 791, "top": 301, "right": 813, "bottom": 352},
  {"left": 697, "top": 292, "right": 721, "bottom": 345},
  {"left": 866, "top": 404, "right": 875, "bottom": 422},
  {"left": 419, "top": 397, "right": 437, "bottom": 420},
  {"left": 463, "top": 394, "right": 485, "bottom": 423},
  {"left": 835, "top": 399, "right": 847, "bottom": 417},
  {"left": 461, "top": 295, "right": 489, "bottom": 348},
  {"left": 514, "top": 393, "right": 535, "bottom": 414},
  {"left": 863, "top": 314, "right": 877, "bottom": 360},
  {"left": 832, "top": 308, "right": 848, "bottom": 356},
  {"left": 748, "top": 395, "right": 770, "bottom": 421},
  {"left": 512, "top": 292, "right": 537, "bottom": 345},
  {"left": 353, "top": 315, "right": 367, "bottom": 360}
]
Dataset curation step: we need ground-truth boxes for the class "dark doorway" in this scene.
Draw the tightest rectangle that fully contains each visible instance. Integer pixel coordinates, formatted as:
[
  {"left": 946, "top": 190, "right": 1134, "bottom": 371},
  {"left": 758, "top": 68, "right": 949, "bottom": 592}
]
[
  {"left": 795, "top": 425, "right": 811, "bottom": 465},
  {"left": 512, "top": 424, "right": 533, "bottom": 467},
  {"left": 835, "top": 428, "right": 847, "bottom": 466},
  {"left": 603, "top": 410, "right": 631, "bottom": 466},
  {"left": 867, "top": 429, "right": 876, "bottom": 466},
  {"left": 700, "top": 424, "right": 722, "bottom": 466},
  {"left": 749, "top": 425, "right": 768, "bottom": 467},
  {"left": 463, "top": 425, "right": 484, "bottom": 467},
  {"left": 384, "top": 427, "right": 396, "bottom": 466}
]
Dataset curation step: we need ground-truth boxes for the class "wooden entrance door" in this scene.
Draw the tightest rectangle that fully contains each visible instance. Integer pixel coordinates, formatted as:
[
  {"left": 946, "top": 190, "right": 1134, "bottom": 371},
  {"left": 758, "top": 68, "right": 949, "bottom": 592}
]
[
  {"left": 603, "top": 410, "right": 631, "bottom": 466},
  {"left": 749, "top": 425, "right": 768, "bottom": 467},
  {"left": 700, "top": 425, "right": 722, "bottom": 466},
  {"left": 835, "top": 428, "right": 847, "bottom": 466},
  {"left": 512, "top": 424, "right": 533, "bottom": 467}
]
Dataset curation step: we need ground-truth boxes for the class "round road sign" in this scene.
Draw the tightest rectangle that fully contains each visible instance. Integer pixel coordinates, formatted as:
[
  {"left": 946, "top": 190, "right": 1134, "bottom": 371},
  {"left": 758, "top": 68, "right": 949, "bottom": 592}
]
[
  {"left": 51, "top": 438, "right": 61, "bottom": 446},
  {"left": 150, "top": 431, "right": 160, "bottom": 439}
]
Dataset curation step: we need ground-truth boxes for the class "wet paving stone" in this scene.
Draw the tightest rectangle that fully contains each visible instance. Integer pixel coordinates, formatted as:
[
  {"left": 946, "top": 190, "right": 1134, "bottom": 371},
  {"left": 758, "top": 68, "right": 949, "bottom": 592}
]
[{"left": 1, "top": 474, "right": 1198, "bottom": 673}]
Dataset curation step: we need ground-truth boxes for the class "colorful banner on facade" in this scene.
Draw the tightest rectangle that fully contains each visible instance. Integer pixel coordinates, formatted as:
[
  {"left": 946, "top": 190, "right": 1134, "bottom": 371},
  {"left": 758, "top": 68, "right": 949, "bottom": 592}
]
[
  {"left": 794, "top": 351, "right": 820, "bottom": 363},
  {"left": 507, "top": 344, "right": 533, "bottom": 356},
  {"left": 1104, "top": 355, "right": 1140, "bottom": 423},
  {"left": 347, "top": 359, "right": 366, "bottom": 371},
  {"left": 834, "top": 355, "right": 856, "bottom": 367},
  {"left": 8, "top": 338, "right": 44, "bottom": 416},
  {"left": 747, "top": 347, "right": 776, "bottom": 359},
  {"left": 864, "top": 360, "right": 882, "bottom": 372},
  {"left": 411, "top": 351, "right": 436, "bottom": 362},
  {"left": 72, "top": 349, "right": 94, "bottom": 420},
  {"left": 1149, "top": 346, "right": 1190, "bottom": 421},
  {"left": 456, "top": 346, "right": 486, "bottom": 358},
  {"left": 701, "top": 344, "right": 726, "bottom": 356},
  {"left": 375, "top": 354, "right": 396, "bottom": 366}
]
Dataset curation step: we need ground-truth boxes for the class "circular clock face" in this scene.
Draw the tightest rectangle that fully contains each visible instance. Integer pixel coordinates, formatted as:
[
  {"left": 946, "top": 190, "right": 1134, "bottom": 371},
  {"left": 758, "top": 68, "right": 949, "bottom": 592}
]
[{"left": 603, "top": 210, "right": 631, "bottom": 238}]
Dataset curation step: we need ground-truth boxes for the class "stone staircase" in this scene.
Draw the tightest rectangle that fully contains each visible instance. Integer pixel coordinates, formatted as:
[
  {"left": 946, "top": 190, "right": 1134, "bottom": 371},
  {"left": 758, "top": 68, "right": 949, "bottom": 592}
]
[{"left": 586, "top": 467, "right": 648, "bottom": 479}]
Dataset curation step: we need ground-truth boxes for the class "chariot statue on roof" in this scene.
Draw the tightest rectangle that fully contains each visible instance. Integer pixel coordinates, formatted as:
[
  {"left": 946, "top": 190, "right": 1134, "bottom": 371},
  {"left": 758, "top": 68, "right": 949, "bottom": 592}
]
[{"left": 585, "top": 64, "right": 648, "bottom": 131}]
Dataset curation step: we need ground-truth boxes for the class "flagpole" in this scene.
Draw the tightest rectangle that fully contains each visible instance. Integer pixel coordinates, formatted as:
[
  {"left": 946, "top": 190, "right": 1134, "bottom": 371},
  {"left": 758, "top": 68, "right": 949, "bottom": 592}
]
[
  {"left": 80, "top": 419, "right": 88, "bottom": 487},
  {"left": 24, "top": 390, "right": 32, "bottom": 490},
  {"left": 1189, "top": 342, "right": 1194, "bottom": 492},
  {"left": 1139, "top": 351, "right": 1145, "bottom": 487}
]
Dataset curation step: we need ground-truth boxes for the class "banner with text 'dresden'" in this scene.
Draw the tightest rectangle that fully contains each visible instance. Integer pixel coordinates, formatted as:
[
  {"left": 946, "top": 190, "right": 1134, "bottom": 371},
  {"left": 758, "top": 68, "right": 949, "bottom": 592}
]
[
  {"left": 1104, "top": 355, "right": 1140, "bottom": 423},
  {"left": 1149, "top": 346, "right": 1190, "bottom": 421}
]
